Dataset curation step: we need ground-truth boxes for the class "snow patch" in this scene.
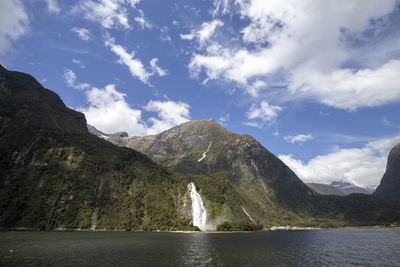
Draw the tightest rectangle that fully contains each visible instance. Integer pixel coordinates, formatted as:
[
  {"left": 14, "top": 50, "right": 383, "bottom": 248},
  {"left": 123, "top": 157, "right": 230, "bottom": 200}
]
[{"left": 197, "top": 142, "right": 212, "bottom": 162}]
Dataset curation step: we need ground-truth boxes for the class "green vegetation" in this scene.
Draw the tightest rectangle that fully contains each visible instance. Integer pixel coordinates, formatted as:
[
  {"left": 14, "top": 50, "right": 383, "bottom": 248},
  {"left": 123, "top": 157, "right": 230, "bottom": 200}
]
[{"left": 216, "top": 222, "right": 263, "bottom": 231}]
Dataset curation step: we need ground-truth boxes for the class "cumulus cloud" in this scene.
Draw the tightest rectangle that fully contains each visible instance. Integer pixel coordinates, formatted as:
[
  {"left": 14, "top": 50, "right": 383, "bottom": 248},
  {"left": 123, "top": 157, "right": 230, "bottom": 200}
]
[
  {"left": 71, "top": 27, "right": 91, "bottom": 41},
  {"left": 73, "top": 0, "right": 136, "bottom": 29},
  {"left": 284, "top": 134, "right": 314, "bottom": 144},
  {"left": 279, "top": 135, "right": 400, "bottom": 188},
  {"left": 0, "top": 0, "right": 29, "bottom": 56},
  {"left": 290, "top": 60, "right": 400, "bottom": 110},
  {"left": 80, "top": 84, "right": 190, "bottom": 135},
  {"left": 144, "top": 100, "right": 190, "bottom": 135},
  {"left": 63, "top": 69, "right": 90, "bottom": 90},
  {"left": 188, "top": 0, "right": 400, "bottom": 110},
  {"left": 245, "top": 101, "right": 281, "bottom": 127},
  {"left": 181, "top": 19, "right": 224, "bottom": 46}
]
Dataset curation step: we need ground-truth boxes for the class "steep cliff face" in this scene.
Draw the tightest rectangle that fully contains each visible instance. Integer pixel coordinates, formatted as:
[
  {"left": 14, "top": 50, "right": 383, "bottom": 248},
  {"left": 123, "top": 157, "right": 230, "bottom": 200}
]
[
  {"left": 0, "top": 65, "right": 194, "bottom": 231},
  {"left": 374, "top": 143, "right": 400, "bottom": 199}
]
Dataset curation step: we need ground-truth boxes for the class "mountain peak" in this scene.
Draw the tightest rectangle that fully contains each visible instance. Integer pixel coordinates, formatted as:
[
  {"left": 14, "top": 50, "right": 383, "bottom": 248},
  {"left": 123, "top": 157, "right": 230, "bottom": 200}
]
[{"left": 171, "top": 119, "right": 225, "bottom": 132}]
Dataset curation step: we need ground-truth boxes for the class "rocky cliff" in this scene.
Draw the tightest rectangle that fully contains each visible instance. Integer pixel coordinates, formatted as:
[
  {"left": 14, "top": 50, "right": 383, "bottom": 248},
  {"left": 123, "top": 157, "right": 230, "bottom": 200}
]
[{"left": 374, "top": 143, "right": 400, "bottom": 199}]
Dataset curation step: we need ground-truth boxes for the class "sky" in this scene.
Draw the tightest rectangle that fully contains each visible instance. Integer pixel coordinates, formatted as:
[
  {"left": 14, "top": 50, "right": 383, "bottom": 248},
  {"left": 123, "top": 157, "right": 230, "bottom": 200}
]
[{"left": 1, "top": 0, "right": 400, "bottom": 188}]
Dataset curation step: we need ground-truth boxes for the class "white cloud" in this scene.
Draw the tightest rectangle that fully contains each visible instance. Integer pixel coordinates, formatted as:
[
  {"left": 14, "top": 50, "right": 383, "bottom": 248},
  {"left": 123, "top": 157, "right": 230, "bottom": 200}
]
[
  {"left": 149, "top": 58, "right": 167, "bottom": 77},
  {"left": 212, "top": 0, "right": 230, "bottom": 17},
  {"left": 181, "top": 19, "right": 224, "bottom": 46},
  {"left": 188, "top": 0, "right": 400, "bottom": 109},
  {"left": 134, "top": 9, "right": 152, "bottom": 29},
  {"left": 63, "top": 69, "right": 90, "bottom": 90},
  {"left": 247, "top": 80, "right": 267, "bottom": 98},
  {"left": 79, "top": 84, "right": 190, "bottom": 135},
  {"left": 43, "top": 0, "right": 60, "bottom": 14},
  {"left": 284, "top": 134, "right": 314, "bottom": 144},
  {"left": 144, "top": 100, "right": 190, "bottom": 135},
  {"left": 0, "top": 0, "right": 29, "bottom": 56},
  {"left": 180, "top": 33, "right": 195, "bottom": 40},
  {"left": 71, "top": 27, "right": 91, "bottom": 41},
  {"left": 279, "top": 135, "right": 400, "bottom": 188},
  {"left": 105, "top": 37, "right": 166, "bottom": 84},
  {"left": 80, "top": 84, "right": 146, "bottom": 135},
  {"left": 290, "top": 60, "right": 400, "bottom": 110},
  {"left": 246, "top": 101, "right": 282, "bottom": 127},
  {"left": 105, "top": 37, "right": 151, "bottom": 84},
  {"left": 73, "top": 0, "right": 135, "bottom": 29}
]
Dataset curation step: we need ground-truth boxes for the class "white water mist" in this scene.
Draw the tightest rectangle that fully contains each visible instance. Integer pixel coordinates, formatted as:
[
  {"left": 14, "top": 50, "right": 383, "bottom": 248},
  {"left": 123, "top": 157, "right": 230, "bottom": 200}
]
[{"left": 188, "top": 182, "right": 208, "bottom": 231}]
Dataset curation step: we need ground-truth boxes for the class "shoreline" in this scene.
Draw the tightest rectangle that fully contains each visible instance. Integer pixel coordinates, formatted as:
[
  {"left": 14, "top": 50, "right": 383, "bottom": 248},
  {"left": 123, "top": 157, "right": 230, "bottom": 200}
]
[{"left": 1, "top": 226, "right": 400, "bottom": 233}]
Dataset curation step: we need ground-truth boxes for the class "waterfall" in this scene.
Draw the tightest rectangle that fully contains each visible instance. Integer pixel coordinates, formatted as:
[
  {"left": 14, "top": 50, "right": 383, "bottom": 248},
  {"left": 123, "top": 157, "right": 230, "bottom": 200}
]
[{"left": 188, "top": 182, "right": 208, "bottom": 231}]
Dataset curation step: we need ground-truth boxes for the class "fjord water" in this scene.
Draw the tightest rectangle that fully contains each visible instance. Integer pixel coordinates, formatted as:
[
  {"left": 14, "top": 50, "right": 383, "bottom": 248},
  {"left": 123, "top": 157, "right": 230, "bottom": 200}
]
[{"left": 1, "top": 230, "right": 400, "bottom": 266}]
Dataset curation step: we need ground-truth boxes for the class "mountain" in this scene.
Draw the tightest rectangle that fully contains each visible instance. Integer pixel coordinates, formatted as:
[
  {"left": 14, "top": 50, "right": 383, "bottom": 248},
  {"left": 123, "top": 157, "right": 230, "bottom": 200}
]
[
  {"left": 1, "top": 65, "right": 400, "bottom": 230},
  {"left": 306, "top": 182, "right": 374, "bottom": 196},
  {"left": 103, "top": 120, "right": 320, "bottom": 217},
  {"left": 306, "top": 183, "right": 346, "bottom": 196},
  {"left": 374, "top": 143, "right": 400, "bottom": 199},
  {"left": 0, "top": 65, "right": 199, "bottom": 231},
  {"left": 330, "top": 181, "right": 374, "bottom": 195}
]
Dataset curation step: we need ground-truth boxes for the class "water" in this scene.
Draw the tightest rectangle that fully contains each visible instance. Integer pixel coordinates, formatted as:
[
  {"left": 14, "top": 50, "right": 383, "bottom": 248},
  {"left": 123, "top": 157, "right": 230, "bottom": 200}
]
[
  {"left": 188, "top": 182, "right": 208, "bottom": 231},
  {"left": 1, "top": 230, "right": 399, "bottom": 266}
]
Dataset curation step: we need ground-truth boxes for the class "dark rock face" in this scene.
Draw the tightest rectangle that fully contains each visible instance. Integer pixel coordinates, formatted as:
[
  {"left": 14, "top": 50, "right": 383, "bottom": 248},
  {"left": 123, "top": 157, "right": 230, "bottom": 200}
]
[{"left": 374, "top": 143, "right": 400, "bottom": 199}]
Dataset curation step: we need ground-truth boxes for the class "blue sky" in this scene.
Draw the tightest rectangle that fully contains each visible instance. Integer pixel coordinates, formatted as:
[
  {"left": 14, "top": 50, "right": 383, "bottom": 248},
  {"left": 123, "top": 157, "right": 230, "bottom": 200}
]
[{"left": 2, "top": 0, "right": 400, "bottom": 188}]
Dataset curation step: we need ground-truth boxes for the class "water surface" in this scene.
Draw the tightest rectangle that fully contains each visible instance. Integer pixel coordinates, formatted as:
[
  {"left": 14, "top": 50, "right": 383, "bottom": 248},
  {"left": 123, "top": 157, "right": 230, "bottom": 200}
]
[{"left": 1, "top": 230, "right": 399, "bottom": 266}]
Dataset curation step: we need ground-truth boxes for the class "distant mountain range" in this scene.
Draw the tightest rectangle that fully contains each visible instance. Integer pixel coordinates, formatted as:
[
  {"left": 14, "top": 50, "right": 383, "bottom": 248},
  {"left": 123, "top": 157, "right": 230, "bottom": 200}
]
[
  {"left": 306, "top": 181, "right": 374, "bottom": 196},
  {"left": 1, "top": 65, "right": 400, "bottom": 231}
]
